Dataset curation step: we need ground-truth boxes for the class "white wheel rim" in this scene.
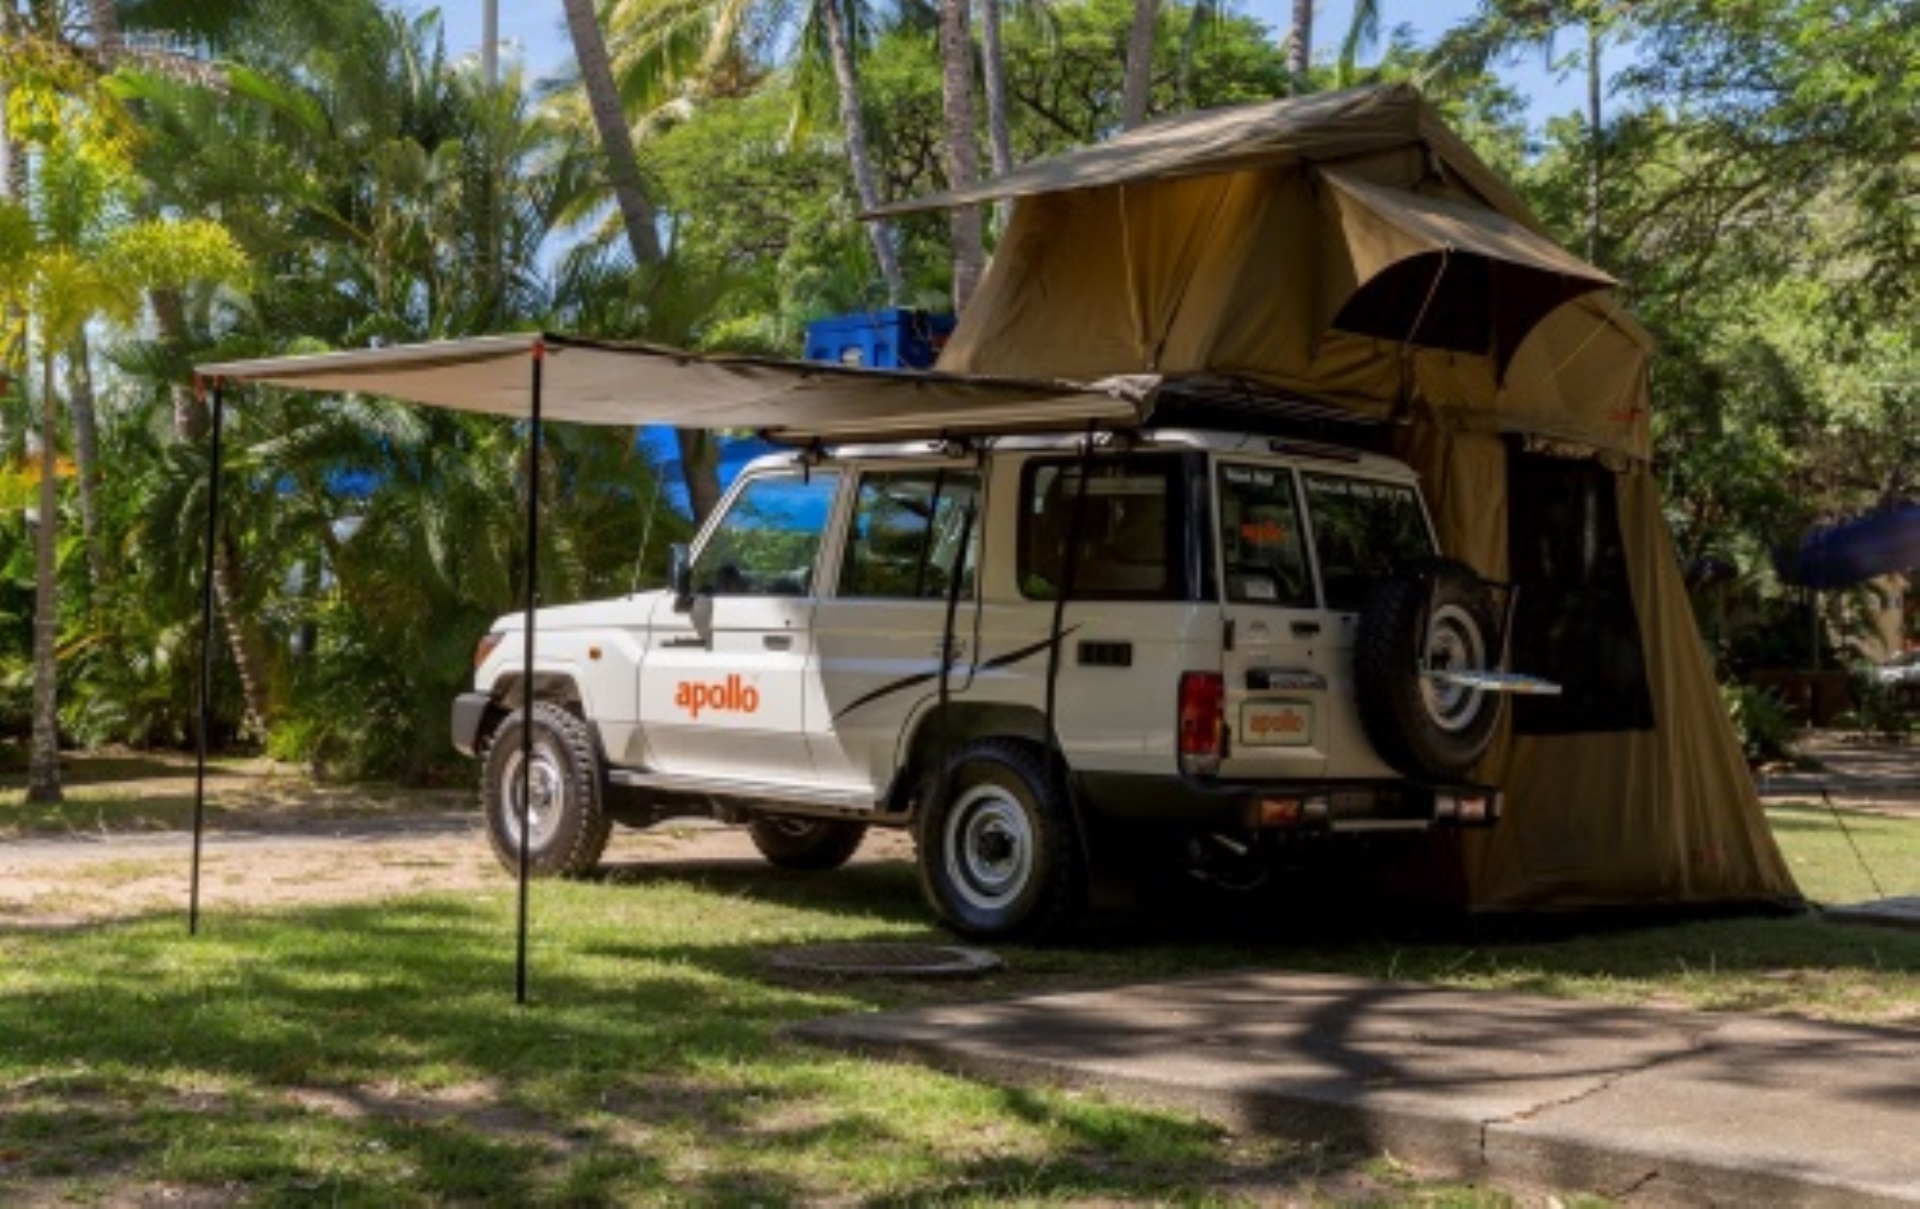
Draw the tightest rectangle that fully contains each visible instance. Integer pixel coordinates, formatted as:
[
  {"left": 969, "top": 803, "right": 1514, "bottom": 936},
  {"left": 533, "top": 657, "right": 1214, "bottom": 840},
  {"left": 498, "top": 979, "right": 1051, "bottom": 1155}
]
[
  {"left": 943, "top": 783, "right": 1034, "bottom": 912},
  {"left": 500, "top": 740, "right": 564, "bottom": 849},
  {"left": 1422, "top": 603, "right": 1488, "bottom": 734}
]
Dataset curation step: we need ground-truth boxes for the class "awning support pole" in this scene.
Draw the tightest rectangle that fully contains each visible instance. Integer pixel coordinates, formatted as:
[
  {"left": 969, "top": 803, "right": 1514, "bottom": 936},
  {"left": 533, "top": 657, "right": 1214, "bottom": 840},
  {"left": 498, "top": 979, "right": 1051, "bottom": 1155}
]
[
  {"left": 516, "top": 341, "right": 546, "bottom": 1005},
  {"left": 1043, "top": 424, "right": 1098, "bottom": 858},
  {"left": 190, "top": 378, "right": 225, "bottom": 936}
]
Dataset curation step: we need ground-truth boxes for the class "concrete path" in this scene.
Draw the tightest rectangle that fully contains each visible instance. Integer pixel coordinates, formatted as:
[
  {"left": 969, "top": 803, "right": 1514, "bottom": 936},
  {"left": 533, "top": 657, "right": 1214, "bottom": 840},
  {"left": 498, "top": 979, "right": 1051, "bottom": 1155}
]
[
  {"left": 1757, "top": 733, "right": 1920, "bottom": 811},
  {"left": 795, "top": 971, "right": 1920, "bottom": 1206}
]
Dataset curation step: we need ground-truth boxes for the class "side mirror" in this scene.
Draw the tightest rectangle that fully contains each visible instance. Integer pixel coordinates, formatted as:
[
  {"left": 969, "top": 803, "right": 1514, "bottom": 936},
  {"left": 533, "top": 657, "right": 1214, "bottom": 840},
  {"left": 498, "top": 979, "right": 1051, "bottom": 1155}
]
[{"left": 668, "top": 543, "right": 694, "bottom": 612}]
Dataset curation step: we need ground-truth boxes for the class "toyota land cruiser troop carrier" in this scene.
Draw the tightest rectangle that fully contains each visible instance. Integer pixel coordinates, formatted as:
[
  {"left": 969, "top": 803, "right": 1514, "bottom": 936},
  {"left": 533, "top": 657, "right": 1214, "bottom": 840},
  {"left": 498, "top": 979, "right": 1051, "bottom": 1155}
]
[{"left": 453, "top": 427, "right": 1553, "bottom": 939}]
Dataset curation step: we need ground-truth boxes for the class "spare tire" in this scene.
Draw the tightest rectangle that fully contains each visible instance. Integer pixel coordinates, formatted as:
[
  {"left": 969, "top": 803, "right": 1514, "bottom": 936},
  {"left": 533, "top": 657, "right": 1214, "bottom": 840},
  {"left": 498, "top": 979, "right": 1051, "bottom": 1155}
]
[{"left": 1355, "top": 558, "right": 1502, "bottom": 780}]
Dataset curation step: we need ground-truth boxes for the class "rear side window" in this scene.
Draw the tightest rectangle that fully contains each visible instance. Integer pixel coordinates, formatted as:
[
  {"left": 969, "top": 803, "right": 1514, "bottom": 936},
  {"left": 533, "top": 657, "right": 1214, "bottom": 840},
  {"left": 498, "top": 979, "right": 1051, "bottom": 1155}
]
[
  {"left": 1019, "top": 455, "right": 1186, "bottom": 600},
  {"left": 839, "top": 469, "right": 980, "bottom": 599},
  {"left": 1301, "top": 474, "right": 1435, "bottom": 611},
  {"left": 1217, "top": 464, "right": 1315, "bottom": 607}
]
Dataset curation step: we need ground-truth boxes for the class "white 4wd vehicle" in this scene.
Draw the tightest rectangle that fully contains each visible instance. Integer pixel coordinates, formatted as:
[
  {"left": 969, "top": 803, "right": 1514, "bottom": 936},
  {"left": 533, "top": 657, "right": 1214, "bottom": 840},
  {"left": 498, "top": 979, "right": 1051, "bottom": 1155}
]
[{"left": 454, "top": 428, "right": 1540, "bottom": 939}]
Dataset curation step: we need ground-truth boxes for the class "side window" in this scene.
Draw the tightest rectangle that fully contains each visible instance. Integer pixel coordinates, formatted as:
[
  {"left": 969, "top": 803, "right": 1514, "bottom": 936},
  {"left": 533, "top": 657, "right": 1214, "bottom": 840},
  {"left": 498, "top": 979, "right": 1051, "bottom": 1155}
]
[
  {"left": 1217, "top": 464, "right": 1314, "bottom": 607},
  {"left": 1018, "top": 455, "right": 1183, "bottom": 601},
  {"left": 1301, "top": 474, "right": 1436, "bottom": 611},
  {"left": 839, "top": 470, "right": 981, "bottom": 599},
  {"left": 694, "top": 471, "right": 840, "bottom": 597}
]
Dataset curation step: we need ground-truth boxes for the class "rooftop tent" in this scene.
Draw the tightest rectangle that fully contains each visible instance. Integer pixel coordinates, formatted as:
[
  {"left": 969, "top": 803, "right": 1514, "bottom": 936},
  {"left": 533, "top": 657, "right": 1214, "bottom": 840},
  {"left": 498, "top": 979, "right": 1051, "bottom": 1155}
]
[
  {"left": 881, "top": 84, "right": 1795, "bottom": 910},
  {"left": 884, "top": 83, "right": 1653, "bottom": 461}
]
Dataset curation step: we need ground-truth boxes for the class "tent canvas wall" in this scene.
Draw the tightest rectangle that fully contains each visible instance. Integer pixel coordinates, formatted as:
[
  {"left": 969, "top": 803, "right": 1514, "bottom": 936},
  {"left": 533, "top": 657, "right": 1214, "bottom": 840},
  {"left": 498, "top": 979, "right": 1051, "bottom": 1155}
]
[{"left": 880, "top": 84, "right": 1795, "bottom": 908}]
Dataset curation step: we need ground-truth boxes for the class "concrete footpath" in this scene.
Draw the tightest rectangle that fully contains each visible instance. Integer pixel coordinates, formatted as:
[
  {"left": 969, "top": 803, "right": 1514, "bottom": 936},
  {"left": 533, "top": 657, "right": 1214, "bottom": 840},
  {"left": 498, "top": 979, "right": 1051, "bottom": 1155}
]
[{"left": 794, "top": 971, "right": 1920, "bottom": 1206}]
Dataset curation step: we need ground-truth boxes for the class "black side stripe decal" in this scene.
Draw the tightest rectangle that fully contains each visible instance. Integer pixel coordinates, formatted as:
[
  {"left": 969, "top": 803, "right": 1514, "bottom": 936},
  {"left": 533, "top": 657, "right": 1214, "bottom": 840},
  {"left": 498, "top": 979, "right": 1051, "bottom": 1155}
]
[{"left": 829, "top": 625, "right": 1083, "bottom": 722}]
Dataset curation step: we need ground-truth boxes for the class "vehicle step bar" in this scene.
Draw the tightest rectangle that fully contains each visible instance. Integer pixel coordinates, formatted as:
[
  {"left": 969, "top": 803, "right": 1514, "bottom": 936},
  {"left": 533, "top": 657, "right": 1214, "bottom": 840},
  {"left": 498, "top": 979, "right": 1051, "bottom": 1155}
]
[{"left": 607, "top": 768, "right": 891, "bottom": 820}]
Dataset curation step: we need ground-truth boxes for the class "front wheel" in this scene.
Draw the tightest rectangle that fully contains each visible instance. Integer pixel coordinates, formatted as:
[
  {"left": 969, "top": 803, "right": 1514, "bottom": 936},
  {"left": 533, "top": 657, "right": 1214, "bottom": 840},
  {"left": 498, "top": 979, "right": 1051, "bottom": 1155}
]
[
  {"left": 481, "top": 702, "right": 613, "bottom": 877},
  {"left": 915, "top": 740, "right": 1087, "bottom": 941},
  {"left": 747, "top": 816, "right": 868, "bottom": 870}
]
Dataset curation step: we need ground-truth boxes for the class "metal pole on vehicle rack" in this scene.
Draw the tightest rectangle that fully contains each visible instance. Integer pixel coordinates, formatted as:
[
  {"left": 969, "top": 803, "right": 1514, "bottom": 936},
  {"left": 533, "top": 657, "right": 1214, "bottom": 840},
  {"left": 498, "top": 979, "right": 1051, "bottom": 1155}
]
[
  {"left": 516, "top": 340, "right": 546, "bottom": 1005},
  {"left": 189, "top": 378, "right": 225, "bottom": 937}
]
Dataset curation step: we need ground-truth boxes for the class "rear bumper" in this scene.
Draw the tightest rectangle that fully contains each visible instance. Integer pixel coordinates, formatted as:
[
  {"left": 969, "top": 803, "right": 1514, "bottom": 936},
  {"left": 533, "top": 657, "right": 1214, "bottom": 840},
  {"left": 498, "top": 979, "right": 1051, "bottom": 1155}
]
[
  {"left": 451, "top": 692, "right": 498, "bottom": 758},
  {"left": 1075, "top": 771, "right": 1500, "bottom": 833}
]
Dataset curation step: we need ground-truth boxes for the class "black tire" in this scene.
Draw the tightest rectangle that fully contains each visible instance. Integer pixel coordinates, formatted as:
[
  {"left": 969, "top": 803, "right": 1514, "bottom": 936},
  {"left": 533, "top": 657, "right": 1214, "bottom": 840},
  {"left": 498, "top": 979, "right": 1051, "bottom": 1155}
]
[
  {"left": 480, "top": 702, "right": 613, "bottom": 877},
  {"left": 915, "top": 739, "right": 1087, "bottom": 941},
  {"left": 1355, "top": 558, "right": 1502, "bottom": 781},
  {"left": 747, "top": 816, "right": 868, "bottom": 870}
]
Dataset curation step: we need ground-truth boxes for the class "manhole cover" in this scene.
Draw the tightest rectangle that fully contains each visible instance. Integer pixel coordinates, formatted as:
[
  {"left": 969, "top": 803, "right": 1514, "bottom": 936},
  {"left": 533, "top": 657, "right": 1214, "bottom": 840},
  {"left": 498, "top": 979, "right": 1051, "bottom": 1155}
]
[{"left": 767, "top": 942, "right": 1002, "bottom": 979}]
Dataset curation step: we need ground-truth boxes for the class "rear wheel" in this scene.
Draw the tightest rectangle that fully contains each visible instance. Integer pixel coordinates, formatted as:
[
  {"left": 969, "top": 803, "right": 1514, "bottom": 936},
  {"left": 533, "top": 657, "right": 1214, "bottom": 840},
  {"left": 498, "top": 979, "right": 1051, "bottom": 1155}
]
[
  {"left": 481, "top": 702, "right": 612, "bottom": 877},
  {"left": 916, "top": 739, "right": 1087, "bottom": 941},
  {"left": 1355, "top": 559, "right": 1502, "bottom": 780},
  {"left": 747, "top": 816, "right": 868, "bottom": 870}
]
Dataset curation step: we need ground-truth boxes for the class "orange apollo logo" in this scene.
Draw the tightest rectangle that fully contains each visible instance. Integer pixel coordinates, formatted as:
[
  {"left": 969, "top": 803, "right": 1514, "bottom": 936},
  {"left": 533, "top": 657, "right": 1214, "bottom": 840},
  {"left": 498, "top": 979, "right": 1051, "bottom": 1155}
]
[{"left": 675, "top": 675, "right": 761, "bottom": 719}]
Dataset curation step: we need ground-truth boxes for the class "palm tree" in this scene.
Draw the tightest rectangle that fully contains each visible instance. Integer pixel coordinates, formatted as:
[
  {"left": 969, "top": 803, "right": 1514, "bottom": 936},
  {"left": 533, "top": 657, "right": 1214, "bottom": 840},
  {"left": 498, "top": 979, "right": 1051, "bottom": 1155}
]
[
  {"left": 813, "top": 0, "right": 907, "bottom": 301},
  {"left": 0, "top": 122, "right": 245, "bottom": 802},
  {"left": 604, "top": 0, "right": 909, "bottom": 303},
  {"left": 978, "top": 0, "right": 1015, "bottom": 178},
  {"left": 562, "top": 0, "right": 725, "bottom": 520},
  {"left": 1423, "top": 1, "right": 1621, "bottom": 260},
  {"left": 939, "top": 0, "right": 986, "bottom": 310},
  {"left": 1286, "top": 0, "right": 1312, "bottom": 84}
]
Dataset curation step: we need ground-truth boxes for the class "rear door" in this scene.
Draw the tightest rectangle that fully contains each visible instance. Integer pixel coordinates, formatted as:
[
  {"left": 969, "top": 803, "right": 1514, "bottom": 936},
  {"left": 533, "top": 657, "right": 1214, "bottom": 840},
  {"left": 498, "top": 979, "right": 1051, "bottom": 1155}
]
[
  {"left": 807, "top": 464, "right": 982, "bottom": 791},
  {"left": 1214, "top": 460, "right": 1335, "bottom": 779}
]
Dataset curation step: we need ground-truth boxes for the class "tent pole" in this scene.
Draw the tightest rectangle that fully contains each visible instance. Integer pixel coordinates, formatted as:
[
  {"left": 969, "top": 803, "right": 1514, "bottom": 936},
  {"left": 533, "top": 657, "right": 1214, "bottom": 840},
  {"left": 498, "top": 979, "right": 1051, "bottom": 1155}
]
[
  {"left": 190, "top": 379, "right": 225, "bottom": 937},
  {"left": 516, "top": 341, "right": 546, "bottom": 1005}
]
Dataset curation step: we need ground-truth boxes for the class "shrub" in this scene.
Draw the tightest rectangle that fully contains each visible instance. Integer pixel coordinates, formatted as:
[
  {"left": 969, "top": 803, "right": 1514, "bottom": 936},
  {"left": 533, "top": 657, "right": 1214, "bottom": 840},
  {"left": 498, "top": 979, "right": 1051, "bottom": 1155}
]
[{"left": 1722, "top": 682, "right": 1795, "bottom": 765}]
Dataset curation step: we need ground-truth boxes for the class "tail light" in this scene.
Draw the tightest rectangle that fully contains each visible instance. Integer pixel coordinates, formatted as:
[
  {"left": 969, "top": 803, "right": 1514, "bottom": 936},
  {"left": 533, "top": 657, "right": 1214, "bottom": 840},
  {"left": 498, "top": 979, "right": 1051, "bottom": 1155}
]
[
  {"left": 1178, "top": 671, "right": 1226, "bottom": 776},
  {"left": 473, "top": 630, "right": 505, "bottom": 670}
]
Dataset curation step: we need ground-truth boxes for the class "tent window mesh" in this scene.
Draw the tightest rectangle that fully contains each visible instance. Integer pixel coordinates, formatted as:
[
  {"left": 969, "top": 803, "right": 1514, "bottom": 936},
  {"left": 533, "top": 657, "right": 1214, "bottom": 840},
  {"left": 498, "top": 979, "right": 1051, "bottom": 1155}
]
[{"left": 1507, "top": 453, "right": 1654, "bottom": 735}]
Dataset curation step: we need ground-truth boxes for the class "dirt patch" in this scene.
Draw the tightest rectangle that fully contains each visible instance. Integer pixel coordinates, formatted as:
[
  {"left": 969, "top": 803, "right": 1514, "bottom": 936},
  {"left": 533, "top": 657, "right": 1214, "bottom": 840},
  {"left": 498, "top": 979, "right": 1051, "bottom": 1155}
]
[{"left": 0, "top": 754, "right": 915, "bottom": 929}]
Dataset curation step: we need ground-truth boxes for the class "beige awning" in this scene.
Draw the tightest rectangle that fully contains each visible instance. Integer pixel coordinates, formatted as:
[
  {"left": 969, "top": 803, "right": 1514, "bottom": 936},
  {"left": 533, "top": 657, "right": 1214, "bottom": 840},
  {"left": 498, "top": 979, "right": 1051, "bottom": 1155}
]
[
  {"left": 1317, "top": 171, "right": 1617, "bottom": 375},
  {"left": 197, "top": 334, "right": 1148, "bottom": 441}
]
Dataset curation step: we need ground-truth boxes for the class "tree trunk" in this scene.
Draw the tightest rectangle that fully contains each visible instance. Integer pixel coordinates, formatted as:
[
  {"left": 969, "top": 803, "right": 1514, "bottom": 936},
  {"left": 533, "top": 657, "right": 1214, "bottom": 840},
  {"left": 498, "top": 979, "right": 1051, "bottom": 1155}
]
[
  {"left": 28, "top": 351, "right": 61, "bottom": 804},
  {"left": 820, "top": 0, "right": 906, "bottom": 304},
  {"left": 1287, "top": 0, "right": 1313, "bottom": 84},
  {"left": 86, "top": 0, "right": 122, "bottom": 61},
  {"left": 1585, "top": 20, "right": 1603, "bottom": 262},
  {"left": 560, "top": 0, "right": 662, "bottom": 266},
  {"left": 1121, "top": 0, "right": 1159, "bottom": 129},
  {"left": 980, "top": 0, "right": 1014, "bottom": 176},
  {"left": 561, "top": 0, "right": 722, "bottom": 518},
  {"left": 939, "top": 0, "right": 985, "bottom": 312},
  {"left": 154, "top": 287, "right": 274, "bottom": 735},
  {"left": 674, "top": 429, "right": 723, "bottom": 521},
  {"left": 67, "top": 334, "right": 104, "bottom": 582}
]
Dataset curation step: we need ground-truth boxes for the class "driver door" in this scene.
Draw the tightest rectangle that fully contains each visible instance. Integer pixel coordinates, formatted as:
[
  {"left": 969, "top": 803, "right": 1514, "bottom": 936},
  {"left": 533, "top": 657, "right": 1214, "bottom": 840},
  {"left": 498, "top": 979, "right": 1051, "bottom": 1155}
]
[{"left": 639, "top": 469, "right": 843, "bottom": 783}]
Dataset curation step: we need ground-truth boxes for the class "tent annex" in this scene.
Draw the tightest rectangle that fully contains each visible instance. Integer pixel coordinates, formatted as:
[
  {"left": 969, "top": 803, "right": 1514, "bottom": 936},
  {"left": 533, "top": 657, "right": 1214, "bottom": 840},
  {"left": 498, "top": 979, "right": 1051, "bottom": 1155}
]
[{"left": 877, "top": 83, "right": 1794, "bottom": 910}]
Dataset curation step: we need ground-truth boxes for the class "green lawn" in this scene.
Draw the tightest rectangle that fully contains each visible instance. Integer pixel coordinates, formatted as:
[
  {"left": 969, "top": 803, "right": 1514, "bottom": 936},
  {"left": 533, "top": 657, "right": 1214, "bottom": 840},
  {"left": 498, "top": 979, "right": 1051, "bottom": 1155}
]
[{"left": 0, "top": 796, "right": 1913, "bottom": 1204}]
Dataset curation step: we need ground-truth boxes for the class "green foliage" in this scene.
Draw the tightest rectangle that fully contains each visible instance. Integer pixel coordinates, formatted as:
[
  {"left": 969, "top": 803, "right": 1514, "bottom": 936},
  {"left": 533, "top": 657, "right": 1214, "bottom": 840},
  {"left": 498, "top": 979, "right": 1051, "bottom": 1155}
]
[
  {"left": 1832, "top": 673, "right": 1914, "bottom": 745},
  {"left": 1721, "top": 682, "right": 1796, "bottom": 766}
]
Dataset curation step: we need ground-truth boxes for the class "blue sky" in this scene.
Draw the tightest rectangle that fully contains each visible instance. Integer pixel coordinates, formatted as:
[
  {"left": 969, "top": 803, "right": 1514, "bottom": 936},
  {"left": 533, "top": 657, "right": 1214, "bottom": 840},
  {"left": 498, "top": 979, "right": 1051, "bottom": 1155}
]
[{"left": 411, "top": 1, "right": 1598, "bottom": 127}]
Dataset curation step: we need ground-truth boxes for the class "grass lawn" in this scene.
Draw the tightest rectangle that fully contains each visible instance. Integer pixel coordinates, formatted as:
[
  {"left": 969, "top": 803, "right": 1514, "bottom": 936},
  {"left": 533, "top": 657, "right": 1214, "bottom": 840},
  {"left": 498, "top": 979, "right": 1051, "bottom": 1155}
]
[{"left": 0, "top": 789, "right": 1913, "bottom": 1204}]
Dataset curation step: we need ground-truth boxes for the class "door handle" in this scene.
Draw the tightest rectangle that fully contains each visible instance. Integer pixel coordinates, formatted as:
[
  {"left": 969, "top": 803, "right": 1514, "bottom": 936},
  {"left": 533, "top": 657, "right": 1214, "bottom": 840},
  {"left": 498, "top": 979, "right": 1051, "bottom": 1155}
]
[
  {"left": 662, "top": 635, "right": 707, "bottom": 649},
  {"left": 1290, "top": 621, "right": 1321, "bottom": 638},
  {"left": 763, "top": 634, "right": 793, "bottom": 651}
]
